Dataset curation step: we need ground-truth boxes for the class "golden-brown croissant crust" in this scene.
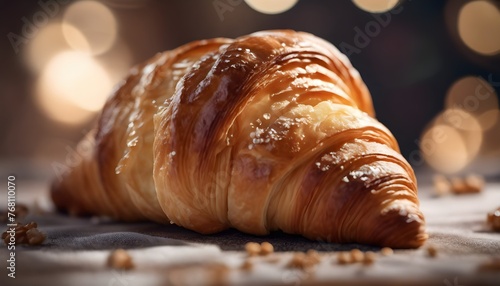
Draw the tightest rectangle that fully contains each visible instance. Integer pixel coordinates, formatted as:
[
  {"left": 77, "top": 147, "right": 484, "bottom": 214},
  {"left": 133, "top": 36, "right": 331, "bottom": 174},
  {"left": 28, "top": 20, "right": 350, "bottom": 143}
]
[{"left": 51, "top": 30, "right": 427, "bottom": 248}]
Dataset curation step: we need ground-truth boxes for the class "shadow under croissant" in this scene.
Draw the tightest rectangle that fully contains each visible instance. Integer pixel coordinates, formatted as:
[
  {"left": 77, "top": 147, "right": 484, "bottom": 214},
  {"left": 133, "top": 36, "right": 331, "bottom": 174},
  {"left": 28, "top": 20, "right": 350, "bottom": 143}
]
[
  {"left": 31, "top": 211, "right": 384, "bottom": 252},
  {"left": 139, "top": 223, "right": 384, "bottom": 252}
]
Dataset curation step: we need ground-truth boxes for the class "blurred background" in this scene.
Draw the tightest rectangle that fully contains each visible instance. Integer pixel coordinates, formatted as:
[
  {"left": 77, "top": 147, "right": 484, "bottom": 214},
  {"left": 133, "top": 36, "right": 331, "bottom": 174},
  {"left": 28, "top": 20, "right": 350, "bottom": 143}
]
[{"left": 0, "top": 0, "right": 499, "bottom": 180}]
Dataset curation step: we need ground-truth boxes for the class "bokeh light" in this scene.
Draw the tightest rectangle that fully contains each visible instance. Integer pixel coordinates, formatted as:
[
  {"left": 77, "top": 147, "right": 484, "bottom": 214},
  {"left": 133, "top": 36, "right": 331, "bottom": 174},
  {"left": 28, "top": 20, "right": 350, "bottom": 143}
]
[
  {"left": 422, "top": 73, "right": 500, "bottom": 174},
  {"left": 26, "top": 1, "right": 125, "bottom": 125},
  {"left": 421, "top": 124, "right": 470, "bottom": 174},
  {"left": 61, "top": 23, "right": 91, "bottom": 53},
  {"left": 25, "top": 23, "right": 71, "bottom": 73},
  {"left": 352, "top": 0, "right": 400, "bottom": 13},
  {"left": 62, "top": 0, "right": 118, "bottom": 55},
  {"left": 244, "top": 0, "right": 299, "bottom": 14},
  {"left": 436, "top": 108, "right": 482, "bottom": 132},
  {"left": 36, "top": 51, "right": 112, "bottom": 125},
  {"left": 458, "top": 0, "right": 500, "bottom": 55},
  {"left": 445, "top": 76, "right": 499, "bottom": 131},
  {"left": 434, "top": 108, "right": 483, "bottom": 162},
  {"left": 36, "top": 87, "right": 96, "bottom": 126}
]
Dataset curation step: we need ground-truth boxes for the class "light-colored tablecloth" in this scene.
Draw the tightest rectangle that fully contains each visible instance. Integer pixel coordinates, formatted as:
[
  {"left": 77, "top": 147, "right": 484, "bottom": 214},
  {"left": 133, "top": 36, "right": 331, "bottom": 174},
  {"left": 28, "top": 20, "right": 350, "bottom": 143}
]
[{"left": 1, "top": 179, "right": 499, "bottom": 285}]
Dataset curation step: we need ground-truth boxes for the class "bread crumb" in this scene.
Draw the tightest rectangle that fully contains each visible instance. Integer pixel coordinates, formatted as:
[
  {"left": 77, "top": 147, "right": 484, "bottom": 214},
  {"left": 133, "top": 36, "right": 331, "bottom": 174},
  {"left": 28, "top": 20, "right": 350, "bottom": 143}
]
[
  {"left": 464, "top": 174, "right": 484, "bottom": 193},
  {"left": 450, "top": 175, "right": 483, "bottom": 194},
  {"left": 487, "top": 207, "right": 500, "bottom": 232},
  {"left": 433, "top": 175, "right": 451, "bottom": 196},
  {"left": 433, "top": 174, "right": 484, "bottom": 196},
  {"left": 336, "top": 252, "right": 351, "bottom": 265},
  {"left": 288, "top": 252, "right": 307, "bottom": 268},
  {"left": 2, "top": 221, "right": 46, "bottom": 246},
  {"left": 450, "top": 177, "right": 467, "bottom": 194},
  {"left": 26, "top": 228, "right": 45, "bottom": 245},
  {"left": 306, "top": 249, "right": 321, "bottom": 264},
  {"left": 426, "top": 245, "right": 437, "bottom": 258},
  {"left": 260, "top": 242, "right": 274, "bottom": 255},
  {"left": 380, "top": 247, "right": 393, "bottom": 256},
  {"left": 245, "top": 242, "right": 261, "bottom": 256},
  {"left": 245, "top": 241, "right": 275, "bottom": 256},
  {"left": 108, "top": 249, "right": 134, "bottom": 270},
  {"left": 240, "top": 259, "right": 253, "bottom": 271},
  {"left": 288, "top": 250, "right": 322, "bottom": 269},
  {"left": 363, "top": 251, "right": 376, "bottom": 265},
  {"left": 337, "top": 250, "right": 379, "bottom": 265},
  {"left": 350, "top": 249, "right": 364, "bottom": 263}
]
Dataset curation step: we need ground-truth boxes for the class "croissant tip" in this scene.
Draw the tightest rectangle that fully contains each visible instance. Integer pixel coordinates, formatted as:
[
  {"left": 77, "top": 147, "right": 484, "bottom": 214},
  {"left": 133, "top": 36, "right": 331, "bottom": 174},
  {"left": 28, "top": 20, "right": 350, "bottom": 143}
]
[
  {"left": 392, "top": 229, "right": 428, "bottom": 249},
  {"left": 383, "top": 220, "right": 428, "bottom": 249}
]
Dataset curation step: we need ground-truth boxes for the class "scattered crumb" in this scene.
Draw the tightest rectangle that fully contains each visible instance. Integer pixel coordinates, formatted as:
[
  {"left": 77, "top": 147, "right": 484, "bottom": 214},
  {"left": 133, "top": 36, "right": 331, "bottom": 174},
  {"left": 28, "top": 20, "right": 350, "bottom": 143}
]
[
  {"left": 337, "top": 249, "right": 378, "bottom": 265},
  {"left": 380, "top": 247, "right": 394, "bottom": 256},
  {"left": 433, "top": 175, "right": 451, "bottom": 196},
  {"left": 464, "top": 175, "right": 485, "bottom": 193},
  {"left": 336, "top": 252, "right": 351, "bottom": 265},
  {"left": 108, "top": 249, "right": 134, "bottom": 270},
  {"left": 306, "top": 249, "right": 321, "bottom": 264},
  {"left": 450, "top": 177, "right": 468, "bottom": 194},
  {"left": 426, "top": 245, "right": 437, "bottom": 258},
  {"left": 260, "top": 242, "right": 274, "bottom": 255},
  {"left": 350, "top": 249, "right": 364, "bottom": 263},
  {"left": 240, "top": 259, "right": 253, "bottom": 271},
  {"left": 487, "top": 207, "right": 500, "bottom": 232},
  {"left": 477, "top": 258, "right": 500, "bottom": 272},
  {"left": 245, "top": 242, "right": 261, "bottom": 256},
  {"left": 363, "top": 251, "right": 376, "bottom": 265},
  {"left": 2, "top": 222, "right": 45, "bottom": 246},
  {"left": 26, "top": 228, "right": 45, "bottom": 245},
  {"left": 288, "top": 250, "right": 322, "bottom": 269},
  {"left": 288, "top": 252, "right": 307, "bottom": 268},
  {"left": 433, "top": 174, "right": 484, "bottom": 196},
  {"left": 244, "top": 242, "right": 275, "bottom": 256}
]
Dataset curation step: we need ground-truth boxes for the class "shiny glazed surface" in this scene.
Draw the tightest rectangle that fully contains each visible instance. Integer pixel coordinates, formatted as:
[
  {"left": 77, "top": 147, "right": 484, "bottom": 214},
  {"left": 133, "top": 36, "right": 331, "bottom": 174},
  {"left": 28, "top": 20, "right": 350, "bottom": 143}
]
[{"left": 52, "top": 30, "right": 427, "bottom": 248}]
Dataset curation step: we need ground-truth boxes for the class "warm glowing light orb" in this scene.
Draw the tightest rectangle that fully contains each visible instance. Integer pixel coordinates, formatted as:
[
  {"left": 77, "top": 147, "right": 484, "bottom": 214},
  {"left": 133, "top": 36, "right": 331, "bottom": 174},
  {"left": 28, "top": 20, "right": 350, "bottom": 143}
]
[
  {"left": 36, "top": 51, "right": 112, "bottom": 125},
  {"left": 244, "top": 0, "right": 299, "bottom": 14},
  {"left": 62, "top": 1, "right": 117, "bottom": 55},
  {"left": 445, "top": 76, "right": 499, "bottom": 131},
  {"left": 435, "top": 108, "right": 483, "bottom": 158},
  {"left": 420, "top": 124, "right": 470, "bottom": 174},
  {"left": 458, "top": 1, "right": 500, "bottom": 55},
  {"left": 352, "top": 0, "right": 400, "bottom": 13},
  {"left": 25, "top": 23, "right": 70, "bottom": 73}
]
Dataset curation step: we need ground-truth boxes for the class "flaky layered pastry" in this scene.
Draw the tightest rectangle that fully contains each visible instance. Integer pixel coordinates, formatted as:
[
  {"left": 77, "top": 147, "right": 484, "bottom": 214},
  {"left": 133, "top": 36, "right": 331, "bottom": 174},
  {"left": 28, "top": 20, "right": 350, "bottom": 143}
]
[{"left": 52, "top": 30, "right": 427, "bottom": 248}]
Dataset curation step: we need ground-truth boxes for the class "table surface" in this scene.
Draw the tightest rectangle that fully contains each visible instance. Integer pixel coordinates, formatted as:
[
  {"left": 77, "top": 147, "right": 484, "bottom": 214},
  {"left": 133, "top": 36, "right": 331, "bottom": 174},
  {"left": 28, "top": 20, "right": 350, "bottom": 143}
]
[{"left": 1, "top": 178, "right": 499, "bottom": 286}]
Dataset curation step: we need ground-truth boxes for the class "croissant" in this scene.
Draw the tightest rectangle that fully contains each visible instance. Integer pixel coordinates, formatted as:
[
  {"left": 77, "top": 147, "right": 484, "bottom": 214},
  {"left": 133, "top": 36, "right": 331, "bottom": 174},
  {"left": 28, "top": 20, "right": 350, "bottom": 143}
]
[{"left": 51, "top": 30, "right": 427, "bottom": 248}]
